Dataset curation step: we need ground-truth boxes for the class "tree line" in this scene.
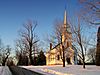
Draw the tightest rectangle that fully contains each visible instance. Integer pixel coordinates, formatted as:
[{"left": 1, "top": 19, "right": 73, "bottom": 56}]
[{"left": 0, "top": 20, "right": 46, "bottom": 66}]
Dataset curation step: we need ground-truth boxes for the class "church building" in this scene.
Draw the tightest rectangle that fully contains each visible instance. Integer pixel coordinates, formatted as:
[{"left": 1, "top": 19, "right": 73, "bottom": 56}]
[{"left": 46, "top": 10, "right": 75, "bottom": 65}]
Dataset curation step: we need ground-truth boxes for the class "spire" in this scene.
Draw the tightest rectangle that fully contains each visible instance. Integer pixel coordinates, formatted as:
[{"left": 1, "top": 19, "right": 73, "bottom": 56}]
[
  {"left": 63, "top": 9, "right": 71, "bottom": 33},
  {"left": 64, "top": 9, "right": 67, "bottom": 28}
]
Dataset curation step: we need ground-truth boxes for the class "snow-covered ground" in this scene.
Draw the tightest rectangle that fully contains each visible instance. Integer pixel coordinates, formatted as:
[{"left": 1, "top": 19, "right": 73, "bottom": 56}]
[
  {"left": 0, "top": 66, "right": 12, "bottom": 75},
  {"left": 21, "top": 65, "right": 100, "bottom": 75}
]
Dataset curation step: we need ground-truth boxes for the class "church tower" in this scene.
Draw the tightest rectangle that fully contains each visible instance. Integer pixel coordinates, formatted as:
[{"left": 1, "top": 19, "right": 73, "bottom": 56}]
[
  {"left": 62, "top": 10, "right": 72, "bottom": 48},
  {"left": 62, "top": 10, "right": 74, "bottom": 64}
]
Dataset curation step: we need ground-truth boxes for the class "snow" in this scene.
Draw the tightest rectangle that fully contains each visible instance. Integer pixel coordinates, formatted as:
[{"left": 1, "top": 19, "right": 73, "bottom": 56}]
[
  {"left": 21, "top": 65, "right": 100, "bottom": 75},
  {"left": 0, "top": 66, "right": 12, "bottom": 75}
]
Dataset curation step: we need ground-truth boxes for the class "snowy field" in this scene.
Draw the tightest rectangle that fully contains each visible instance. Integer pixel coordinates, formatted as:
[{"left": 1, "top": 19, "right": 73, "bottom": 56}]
[
  {"left": 0, "top": 66, "right": 12, "bottom": 75},
  {"left": 21, "top": 65, "right": 100, "bottom": 75}
]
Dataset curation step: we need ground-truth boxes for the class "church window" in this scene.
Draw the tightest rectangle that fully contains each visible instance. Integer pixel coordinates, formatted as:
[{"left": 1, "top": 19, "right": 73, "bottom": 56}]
[
  {"left": 57, "top": 55, "right": 60, "bottom": 60},
  {"left": 67, "top": 42, "right": 69, "bottom": 47}
]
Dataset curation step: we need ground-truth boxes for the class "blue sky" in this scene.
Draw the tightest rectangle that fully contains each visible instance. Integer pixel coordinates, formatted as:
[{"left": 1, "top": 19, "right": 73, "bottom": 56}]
[
  {"left": 0, "top": 0, "right": 77, "bottom": 47},
  {"left": 0, "top": 0, "right": 96, "bottom": 48}
]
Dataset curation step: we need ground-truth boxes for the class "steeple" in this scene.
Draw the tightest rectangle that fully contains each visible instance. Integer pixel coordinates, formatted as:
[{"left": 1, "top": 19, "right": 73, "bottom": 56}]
[
  {"left": 64, "top": 10, "right": 67, "bottom": 28},
  {"left": 63, "top": 9, "right": 71, "bottom": 33}
]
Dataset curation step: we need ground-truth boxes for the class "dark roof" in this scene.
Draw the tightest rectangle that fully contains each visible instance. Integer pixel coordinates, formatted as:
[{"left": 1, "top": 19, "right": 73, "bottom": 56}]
[{"left": 51, "top": 43, "right": 61, "bottom": 50}]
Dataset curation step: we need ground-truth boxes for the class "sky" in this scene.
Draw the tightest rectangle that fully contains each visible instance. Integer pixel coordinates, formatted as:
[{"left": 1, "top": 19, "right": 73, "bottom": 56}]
[
  {"left": 0, "top": 0, "right": 79, "bottom": 48},
  {"left": 0, "top": 0, "right": 97, "bottom": 49}
]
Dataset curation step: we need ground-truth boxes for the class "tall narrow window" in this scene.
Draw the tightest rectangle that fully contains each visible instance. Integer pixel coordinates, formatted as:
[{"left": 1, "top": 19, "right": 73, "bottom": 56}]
[
  {"left": 57, "top": 55, "right": 60, "bottom": 60},
  {"left": 67, "top": 42, "right": 69, "bottom": 47}
]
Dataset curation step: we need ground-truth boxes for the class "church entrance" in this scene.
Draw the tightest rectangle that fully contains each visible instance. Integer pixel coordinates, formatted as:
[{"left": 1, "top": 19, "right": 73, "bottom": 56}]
[{"left": 66, "top": 57, "right": 72, "bottom": 64}]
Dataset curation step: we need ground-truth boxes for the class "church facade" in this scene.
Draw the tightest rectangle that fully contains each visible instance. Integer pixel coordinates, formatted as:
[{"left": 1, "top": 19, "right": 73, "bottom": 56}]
[{"left": 46, "top": 10, "right": 75, "bottom": 65}]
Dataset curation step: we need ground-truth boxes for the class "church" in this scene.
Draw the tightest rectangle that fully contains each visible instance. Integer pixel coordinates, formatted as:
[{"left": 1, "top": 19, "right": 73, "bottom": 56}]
[{"left": 46, "top": 10, "right": 76, "bottom": 65}]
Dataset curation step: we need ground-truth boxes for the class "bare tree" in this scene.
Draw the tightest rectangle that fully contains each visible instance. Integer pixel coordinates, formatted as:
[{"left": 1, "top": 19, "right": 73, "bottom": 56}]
[
  {"left": 87, "top": 47, "right": 96, "bottom": 63},
  {"left": 72, "top": 17, "right": 86, "bottom": 68},
  {"left": 0, "top": 39, "right": 3, "bottom": 65},
  {"left": 85, "top": 33, "right": 96, "bottom": 63},
  {"left": 78, "top": 0, "right": 99, "bottom": 66},
  {"left": 15, "top": 39, "right": 28, "bottom": 65},
  {"left": 18, "top": 20, "right": 39, "bottom": 65},
  {"left": 0, "top": 38, "right": 11, "bottom": 66},
  {"left": 79, "top": 0, "right": 100, "bottom": 25},
  {"left": 1, "top": 45, "right": 11, "bottom": 66}
]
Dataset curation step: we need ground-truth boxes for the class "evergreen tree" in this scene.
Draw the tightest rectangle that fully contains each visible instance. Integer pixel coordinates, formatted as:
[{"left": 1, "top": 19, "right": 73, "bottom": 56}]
[
  {"left": 96, "top": 26, "right": 100, "bottom": 66},
  {"left": 37, "top": 50, "right": 46, "bottom": 65}
]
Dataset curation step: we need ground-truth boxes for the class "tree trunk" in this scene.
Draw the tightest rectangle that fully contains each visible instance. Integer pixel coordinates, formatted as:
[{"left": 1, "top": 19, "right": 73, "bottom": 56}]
[
  {"left": 80, "top": 44, "right": 85, "bottom": 68},
  {"left": 29, "top": 50, "right": 32, "bottom": 65},
  {"left": 2, "top": 61, "right": 5, "bottom": 66},
  {"left": 2, "top": 55, "right": 9, "bottom": 66},
  {"left": 62, "top": 45, "right": 65, "bottom": 67},
  {"left": 82, "top": 53, "right": 85, "bottom": 68},
  {"left": 29, "top": 41, "right": 33, "bottom": 65},
  {"left": 79, "top": 31, "right": 85, "bottom": 69}
]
